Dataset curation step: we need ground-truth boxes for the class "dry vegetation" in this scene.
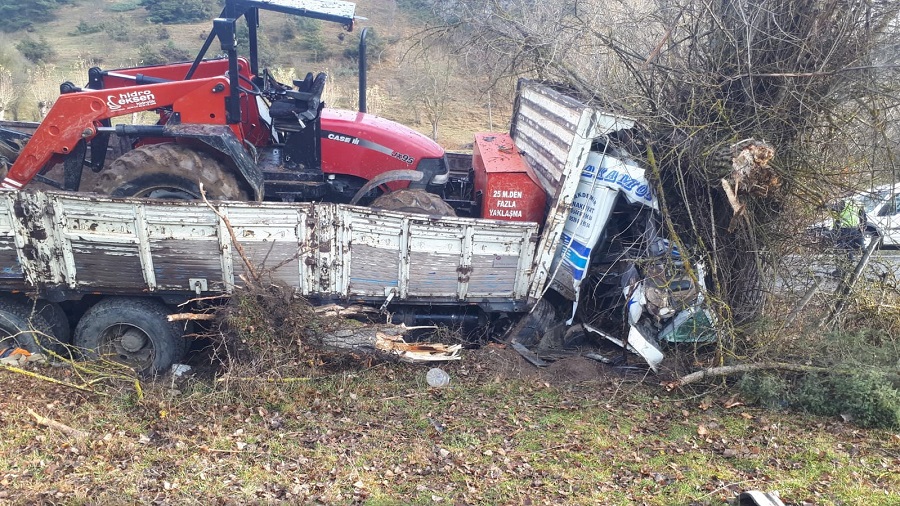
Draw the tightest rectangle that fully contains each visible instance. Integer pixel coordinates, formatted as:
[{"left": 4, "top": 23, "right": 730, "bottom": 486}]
[{"left": 2, "top": 347, "right": 898, "bottom": 505}]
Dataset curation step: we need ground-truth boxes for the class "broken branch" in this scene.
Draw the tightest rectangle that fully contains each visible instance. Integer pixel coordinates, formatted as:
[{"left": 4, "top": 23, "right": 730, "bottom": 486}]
[
  {"left": 27, "top": 408, "right": 88, "bottom": 439},
  {"left": 1, "top": 363, "right": 106, "bottom": 396},
  {"left": 167, "top": 313, "right": 217, "bottom": 322},
  {"left": 199, "top": 183, "right": 260, "bottom": 284},
  {"left": 665, "top": 361, "right": 829, "bottom": 391}
]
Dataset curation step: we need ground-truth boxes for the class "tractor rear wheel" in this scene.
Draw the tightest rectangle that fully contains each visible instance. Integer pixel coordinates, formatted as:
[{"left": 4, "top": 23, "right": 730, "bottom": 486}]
[
  {"left": 371, "top": 189, "right": 456, "bottom": 216},
  {"left": 97, "top": 144, "right": 248, "bottom": 201}
]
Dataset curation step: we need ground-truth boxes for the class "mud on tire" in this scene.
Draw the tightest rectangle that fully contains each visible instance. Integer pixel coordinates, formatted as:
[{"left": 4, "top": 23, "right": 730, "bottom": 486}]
[
  {"left": 371, "top": 189, "right": 456, "bottom": 216},
  {"left": 97, "top": 143, "right": 249, "bottom": 200}
]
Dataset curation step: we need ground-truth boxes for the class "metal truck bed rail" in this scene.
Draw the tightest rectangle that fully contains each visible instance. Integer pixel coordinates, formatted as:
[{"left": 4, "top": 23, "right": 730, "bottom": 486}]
[{"left": 0, "top": 191, "right": 537, "bottom": 310}]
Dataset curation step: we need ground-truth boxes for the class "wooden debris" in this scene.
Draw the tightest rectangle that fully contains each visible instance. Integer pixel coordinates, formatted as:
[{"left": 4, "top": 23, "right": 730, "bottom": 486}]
[
  {"left": 319, "top": 324, "right": 461, "bottom": 362},
  {"left": 375, "top": 333, "right": 461, "bottom": 362},
  {"left": 314, "top": 304, "right": 379, "bottom": 317},
  {"left": 721, "top": 139, "right": 777, "bottom": 232},
  {"left": 27, "top": 408, "right": 88, "bottom": 439},
  {"left": 664, "top": 361, "right": 828, "bottom": 391},
  {"left": 167, "top": 313, "right": 217, "bottom": 322}
]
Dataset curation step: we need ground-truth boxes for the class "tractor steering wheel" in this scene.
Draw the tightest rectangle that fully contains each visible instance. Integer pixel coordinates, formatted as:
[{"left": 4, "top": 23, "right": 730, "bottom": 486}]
[{"left": 224, "top": 71, "right": 261, "bottom": 95}]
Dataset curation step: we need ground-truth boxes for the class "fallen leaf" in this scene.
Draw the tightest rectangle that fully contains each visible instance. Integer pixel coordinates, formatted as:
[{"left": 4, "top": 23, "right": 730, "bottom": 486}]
[
  {"left": 697, "top": 425, "right": 709, "bottom": 436},
  {"left": 723, "top": 396, "right": 743, "bottom": 409}
]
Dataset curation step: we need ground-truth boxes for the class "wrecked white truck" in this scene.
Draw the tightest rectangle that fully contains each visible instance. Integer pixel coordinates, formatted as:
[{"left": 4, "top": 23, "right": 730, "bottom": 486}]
[{"left": 0, "top": 80, "right": 713, "bottom": 373}]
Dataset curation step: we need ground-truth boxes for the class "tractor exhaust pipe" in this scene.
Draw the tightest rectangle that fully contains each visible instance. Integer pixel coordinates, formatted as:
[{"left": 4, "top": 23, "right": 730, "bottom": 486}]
[{"left": 358, "top": 27, "right": 369, "bottom": 113}]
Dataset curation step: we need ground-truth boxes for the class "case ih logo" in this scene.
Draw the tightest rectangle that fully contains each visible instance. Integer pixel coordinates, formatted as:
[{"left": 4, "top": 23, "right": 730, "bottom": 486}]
[{"left": 106, "top": 89, "right": 157, "bottom": 111}]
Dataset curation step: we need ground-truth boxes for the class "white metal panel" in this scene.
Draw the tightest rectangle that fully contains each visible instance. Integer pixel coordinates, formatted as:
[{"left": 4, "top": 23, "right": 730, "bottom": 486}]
[
  {"left": 0, "top": 191, "right": 24, "bottom": 281},
  {"left": 509, "top": 80, "right": 637, "bottom": 302}
]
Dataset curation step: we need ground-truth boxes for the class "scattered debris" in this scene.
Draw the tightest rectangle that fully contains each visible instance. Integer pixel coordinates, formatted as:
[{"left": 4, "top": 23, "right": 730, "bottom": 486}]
[
  {"left": 510, "top": 341, "right": 549, "bottom": 367},
  {"left": 0, "top": 347, "right": 44, "bottom": 365},
  {"left": 584, "top": 324, "right": 664, "bottom": 372},
  {"left": 171, "top": 364, "right": 192, "bottom": 377},
  {"left": 737, "top": 490, "right": 786, "bottom": 506},
  {"left": 425, "top": 367, "right": 450, "bottom": 388},
  {"left": 376, "top": 335, "right": 461, "bottom": 362},
  {"left": 317, "top": 322, "right": 461, "bottom": 362}
]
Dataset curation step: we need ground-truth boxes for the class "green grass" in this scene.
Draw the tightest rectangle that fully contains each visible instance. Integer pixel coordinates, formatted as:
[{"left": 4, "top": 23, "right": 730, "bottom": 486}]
[{"left": 1, "top": 354, "right": 898, "bottom": 505}]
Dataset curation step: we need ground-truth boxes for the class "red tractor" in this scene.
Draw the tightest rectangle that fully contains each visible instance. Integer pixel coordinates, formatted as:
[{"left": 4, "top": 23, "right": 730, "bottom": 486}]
[{"left": 0, "top": 0, "right": 454, "bottom": 213}]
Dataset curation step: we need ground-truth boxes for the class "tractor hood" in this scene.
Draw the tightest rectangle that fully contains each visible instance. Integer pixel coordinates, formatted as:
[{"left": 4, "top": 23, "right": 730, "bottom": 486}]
[{"left": 319, "top": 109, "right": 445, "bottom": 186}]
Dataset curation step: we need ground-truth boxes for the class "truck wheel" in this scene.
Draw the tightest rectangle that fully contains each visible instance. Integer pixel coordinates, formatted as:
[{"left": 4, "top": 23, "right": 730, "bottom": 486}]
[
  {"left": 371, "top": 189, "right": 456, "bottom": 216},
  {"left": 74, "top": 297, "right": 186, "bottom": 375},
  {"left": 0, "top": 296, "right": 61, "bottom": 356},
  {"left": 97, "top": 144, "right": 248, "bottom": 200},
  {"left": 35, "top": 300, "right": 71, "bottom": 348},
  {"left": 505, "top": 298, "right": 558, "bottom": 347}
]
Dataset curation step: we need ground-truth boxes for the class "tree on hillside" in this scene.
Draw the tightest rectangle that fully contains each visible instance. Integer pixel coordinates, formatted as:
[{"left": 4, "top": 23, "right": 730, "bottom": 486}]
[
  {"left": 428, "top": 0, "right": 900, "bottom": 330},
  {"left": 410, "top": 51, "right": 454, "bottom": 141},
  {"left": 27, "top": 65, "right": 61, "bottom": 119},
  {"left": 15, "top": 36, "right": 56, "bottom": 64},
  {"left": 140, "top": 0, "right": 213, "bottom": 24},
  {"left": 0, "top": 0, "right": 67, "bottom": 33},
  {"left": 0, "top": 66, "right": 19, "bottom": 121}
]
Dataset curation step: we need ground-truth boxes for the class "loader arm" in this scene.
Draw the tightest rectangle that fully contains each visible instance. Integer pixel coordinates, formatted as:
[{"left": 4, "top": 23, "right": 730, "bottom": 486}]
[{"left": 2, "top": 77, "right": 240, "bottom": 191}]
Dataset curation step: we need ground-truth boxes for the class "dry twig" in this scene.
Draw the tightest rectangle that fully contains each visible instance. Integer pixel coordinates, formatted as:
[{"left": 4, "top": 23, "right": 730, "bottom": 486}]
[{"left": 27, "top": 408, "right": 88, "bottom": 439}]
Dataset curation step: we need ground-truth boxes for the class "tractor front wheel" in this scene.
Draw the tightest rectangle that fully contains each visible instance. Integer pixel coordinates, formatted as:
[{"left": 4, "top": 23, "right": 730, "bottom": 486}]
[
  {"left": 97, "top": 144, "right": 248, "bottom": 201},
  {"left": 371, "top": 189, "right": 456, "bottom": 216}
]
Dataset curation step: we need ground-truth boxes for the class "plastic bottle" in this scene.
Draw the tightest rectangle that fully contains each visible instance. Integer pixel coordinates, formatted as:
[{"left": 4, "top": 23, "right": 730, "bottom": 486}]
[{"left": 426, "top": 367, "right": 450, "bottom": 388}]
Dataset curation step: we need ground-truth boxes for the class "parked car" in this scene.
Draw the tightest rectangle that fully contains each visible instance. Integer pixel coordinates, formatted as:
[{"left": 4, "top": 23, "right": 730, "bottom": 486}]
[
  {"left": 859, "top": 183, "right": 900, "bottom": 248},
  {"left": 806, "top": 184, "right": 891, "bottom": 250}
]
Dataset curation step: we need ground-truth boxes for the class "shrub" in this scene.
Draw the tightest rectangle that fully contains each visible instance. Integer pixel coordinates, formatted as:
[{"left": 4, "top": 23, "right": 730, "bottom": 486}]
[
  {"left": 15, "top": 36, "right": 55, "bottom": 63},
  {"left": 159, "top": 42, "right": 191, "bottom": 62},
  {"left": 106, "top": 18, "right": 131, "bottom": 42},
  {"left": 0, "top": 0, "right": 61, "bottom": 33},
  {"left": 70, "top": 20, "right": 104, "bottom": 36},
  {"left": 740, "top": 370, "right": 900, "bottom": 429},
  {"left": 737, "top": 372, "right": 789, "bottom": 409},
  {"left": 137, "top": 44, "right": 165, "bottom": 66},
  {"left": 140, "top": 0, "right": 212, "bottom": 24},
  {"left": 108, "top": 0, "right": 141, "bottom": 13},
  {"left": 342, "top": 29, "right": 386, "bottom": 68}
]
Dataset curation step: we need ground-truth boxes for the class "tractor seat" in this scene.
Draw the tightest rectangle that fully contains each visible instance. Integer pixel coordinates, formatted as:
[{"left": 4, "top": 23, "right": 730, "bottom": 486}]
[{"left": 269, "top": 72, "right": 327, "bottom": 132}]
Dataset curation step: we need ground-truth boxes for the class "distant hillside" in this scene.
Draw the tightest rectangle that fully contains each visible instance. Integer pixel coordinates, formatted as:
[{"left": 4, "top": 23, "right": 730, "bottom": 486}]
[{"left": 0, "top": 0, "right": 509, "bottom": 148}]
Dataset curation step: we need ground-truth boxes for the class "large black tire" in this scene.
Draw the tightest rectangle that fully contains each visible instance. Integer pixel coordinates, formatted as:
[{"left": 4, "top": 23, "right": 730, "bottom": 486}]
[
  {"left": 97, "top": 144, "right": 249, "bottom": 200},
  {"left": 0, "top": 296, "right": 61, "bottom": 356},
  {"left": 34, "top": 300, "right": 71, "bottom": 346},
  {"left": 371, "top": 189, "right": 456, "bottom": 216},
  {"left": 505, "top": 299, "right": 559, "bottom": 348},
  {"left": 73, "top": 297, "right": 186, "bottom": 375}
]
